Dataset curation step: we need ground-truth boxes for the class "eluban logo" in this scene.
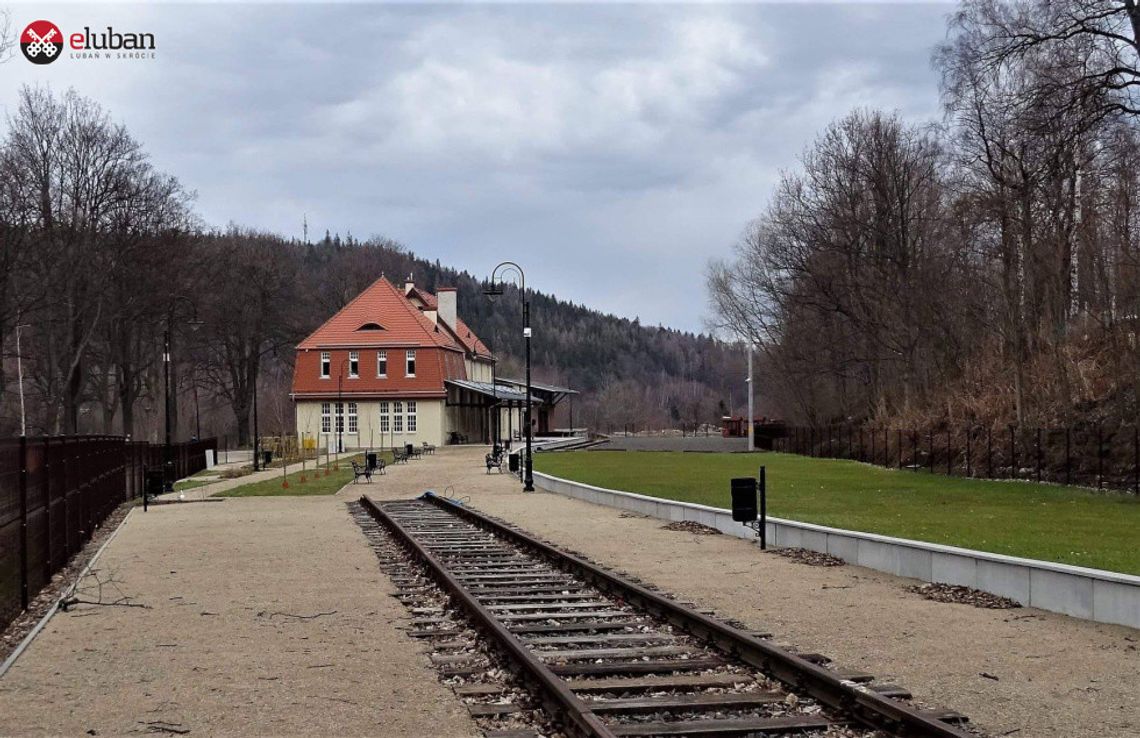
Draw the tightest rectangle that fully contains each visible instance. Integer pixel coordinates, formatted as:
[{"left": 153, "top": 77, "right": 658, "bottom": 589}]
[{"left": 20, "top": 20, "right": 63, "bottom": 64}]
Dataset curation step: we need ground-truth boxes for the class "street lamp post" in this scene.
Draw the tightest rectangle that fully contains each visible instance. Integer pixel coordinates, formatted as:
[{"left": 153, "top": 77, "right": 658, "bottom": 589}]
[
  {"left": 490, "top": 327, "right": 499, "bottom": 450},
  {"left": 16, "top": 323, "right": 29, "bottom": 437},
  {"left": 337, "top": 358, "right": 348, "bottom": 462},
  {"left": 163, "top": 329, "right": 174, "bottom": 491},
  {"left": 252, "top": 370, "right": 260, "bottom": 471},
  {"left": 163, "top": 298, "right": 202, "bottom": 491},
  {"left": 485, "top": 261, "right": 534, "bottom": 492}
]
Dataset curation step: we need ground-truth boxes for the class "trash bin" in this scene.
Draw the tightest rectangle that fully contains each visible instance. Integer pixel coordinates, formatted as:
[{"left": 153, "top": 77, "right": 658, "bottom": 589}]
[
  {"left": 405, "top": 443, "right": 415, "bottom": 457},
  {"left": 262, "top": 450, "right": 273, "bottom": 467},
  {"left": 366, "top": 452, "right": 378, "bottom": 470},
  {"left": 508, "top": 453, "right": 520, "bottom": 473},
  {"left": 145, "top": 469, "right": 165, "bottom": 499}
]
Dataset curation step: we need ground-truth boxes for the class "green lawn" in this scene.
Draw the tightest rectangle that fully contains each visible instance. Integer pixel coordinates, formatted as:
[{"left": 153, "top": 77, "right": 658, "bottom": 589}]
[
  {"left": 535, "top": 451, "right": 1140, "bottom": 575},
  {"left": 215, "top": 453, "right": 384, "bottom": 497}
]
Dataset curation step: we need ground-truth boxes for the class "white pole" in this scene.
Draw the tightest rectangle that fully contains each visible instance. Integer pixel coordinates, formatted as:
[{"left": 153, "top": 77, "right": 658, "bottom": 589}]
[
  {"left": 747, "top": 343, "right": 754, "bottom": 452},
  {"left": 16, "top": 324, "right": 28, "bottom": 437}
]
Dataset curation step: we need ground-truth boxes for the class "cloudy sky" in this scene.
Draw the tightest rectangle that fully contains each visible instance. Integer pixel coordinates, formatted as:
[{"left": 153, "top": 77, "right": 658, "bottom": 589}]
[{"left": 1, "top": 2, "right": 954, "bottom": 332}]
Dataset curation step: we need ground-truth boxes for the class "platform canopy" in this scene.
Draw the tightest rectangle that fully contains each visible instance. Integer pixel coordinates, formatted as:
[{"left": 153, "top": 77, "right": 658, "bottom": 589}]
[
  {"left": 495, "top": 378, "right": 577, "bottom": 407},
  {"left": 445, "top": 379, "right": 534, "bottom": 405}
]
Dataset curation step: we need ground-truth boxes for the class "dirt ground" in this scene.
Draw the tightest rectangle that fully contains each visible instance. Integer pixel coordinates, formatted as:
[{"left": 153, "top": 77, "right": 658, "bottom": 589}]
[
  {"left": 364, "top": 447, "right": 1140, "bottom": 738},
  {"left": 0, "top": 490, "right": 481, "bottom": 737}
]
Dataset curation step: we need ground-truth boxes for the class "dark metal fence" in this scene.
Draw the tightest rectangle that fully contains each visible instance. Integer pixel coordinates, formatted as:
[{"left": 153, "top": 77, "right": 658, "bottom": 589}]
[
  {"left": 774, "top": 425, "right": 1140, "bottom": 494},
  {"left": 0, "top": 435, "right": 217, "bottom": 633}
]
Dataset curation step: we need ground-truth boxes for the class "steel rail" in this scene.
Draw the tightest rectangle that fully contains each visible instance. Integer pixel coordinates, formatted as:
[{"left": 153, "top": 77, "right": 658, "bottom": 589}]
[
  {"left": 422, "top": 493, "right": 974, "bottom": 738},
  {"left": 359, "top": 496, "right": 617, "bottom": 738}
]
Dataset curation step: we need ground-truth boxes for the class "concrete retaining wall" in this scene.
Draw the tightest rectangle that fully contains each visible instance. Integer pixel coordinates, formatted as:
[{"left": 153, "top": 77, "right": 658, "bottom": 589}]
[{"left": 534, "top": 472, "right": 1140, "bottom": 630}]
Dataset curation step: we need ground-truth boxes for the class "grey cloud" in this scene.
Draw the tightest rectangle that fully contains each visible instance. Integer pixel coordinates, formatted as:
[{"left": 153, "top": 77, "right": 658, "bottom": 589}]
[{"left": 0, "top": 2, "right": 953, "bottom": 331}]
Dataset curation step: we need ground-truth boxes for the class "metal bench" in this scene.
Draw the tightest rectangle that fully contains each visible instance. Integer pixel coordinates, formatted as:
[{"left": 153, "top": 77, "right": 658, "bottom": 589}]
[
  {"left": 422, "top": 442, "right": 436, "bottom": 456},
  {"left": 485, "top": 451, "right": 504, "bottom": 474},
  {"left": 391, "top": 447, "right": 409, "bottom": 464},
  {"left": 351, "top": 460, "right": 373, "bottom": 484}
]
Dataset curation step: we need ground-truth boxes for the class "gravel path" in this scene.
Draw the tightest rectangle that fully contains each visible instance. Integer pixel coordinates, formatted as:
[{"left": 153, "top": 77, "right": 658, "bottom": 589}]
[
  {"left": 0, "top": 485, "right": 481, "bottom": 737},
  {"left": 365, "top": 447, "right": 1140, "bottom": 738}
]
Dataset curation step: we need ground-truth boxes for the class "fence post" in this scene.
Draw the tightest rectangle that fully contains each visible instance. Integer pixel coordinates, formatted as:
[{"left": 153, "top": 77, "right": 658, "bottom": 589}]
[
  {"left": 19, "top": 436, "right": 29, "bottom": 612},
  {"left": 1097, "top": 426, "right": 1104, "bottom": 489},
  {"left": 1065, "top": 427, "right": 1071, "bottom": 486},
  {"left": 927, "top": 430, "right": 933, "bottom": 473},
  {"left": 947, "top": 429, "right": 952, "bottom": 476},
  {"left": 1009, "top": 426, "right": 1016, "bottom": 479},
  {"left": 987, "top": 427, "right": 993, "bottom": 479},
  {"left": 1036, "top": 428, "right": 1043, "bottom": 483},
  {"left": 1134, "top": 427, "right": 1139, "bottom": 495},
  {"left": 965, "top": 427, "right": 971, "bottom": 477},
  {"left": 911, "top": 429, "right": 918, "bottom": 471},
  {"left": 43, "top": 437, "right": 51, "bottom": 577},
  {"left": 897, "top": 429, "right": 902, "bottom": 469}
]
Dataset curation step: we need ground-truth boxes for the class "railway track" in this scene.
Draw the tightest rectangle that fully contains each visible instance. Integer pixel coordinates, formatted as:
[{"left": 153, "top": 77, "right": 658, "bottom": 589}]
[{"left": 354, "top": 493, "right": 977, "bottom": 738}]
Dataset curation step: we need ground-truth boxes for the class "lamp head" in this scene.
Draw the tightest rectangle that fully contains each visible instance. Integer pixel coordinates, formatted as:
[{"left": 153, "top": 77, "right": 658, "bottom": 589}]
[{"left": 484, "top": 282, "right": 504, "bottom": 303}]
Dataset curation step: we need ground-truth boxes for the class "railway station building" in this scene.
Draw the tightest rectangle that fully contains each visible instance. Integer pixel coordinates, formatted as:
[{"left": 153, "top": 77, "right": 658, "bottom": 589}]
[{"left": 290, "top": 276, "right": 569, "bottom": 450}]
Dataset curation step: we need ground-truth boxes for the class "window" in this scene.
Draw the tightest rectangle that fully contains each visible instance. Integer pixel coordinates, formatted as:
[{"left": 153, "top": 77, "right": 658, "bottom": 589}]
[
  {"left": 335, "top": 402, "right": 345, "bottom": 433},
  {"left": 321, "top": 402, "right": 331, "bottom": 433},
  {"left": 379, "top": 401, "right": 390, "bottom": 434},
  {"left": 348, "top": 402, "right": 358, "bottom": 433},
  {"left": 407, "top": 401, "right": 417, "bottom": 433},
  {"left": 348, "top": 351, "right": 359, "bottom": 378},
  {"left": 320, "top": 352, "right": 331, "bottom": 378},
  {"left": 405, "top": 350, "right": 416, "bottom": 377},
  {"left": 393, "top": 401, "right": 404, "bottom": 433},
  {"left": 377, "top": 351, "right": 387, "bottom": 378}
]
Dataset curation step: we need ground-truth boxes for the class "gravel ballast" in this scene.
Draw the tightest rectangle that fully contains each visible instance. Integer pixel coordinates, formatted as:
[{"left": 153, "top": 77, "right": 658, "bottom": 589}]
[{"left": 364, "top": 447, "right": 1139, "bottom": 738}]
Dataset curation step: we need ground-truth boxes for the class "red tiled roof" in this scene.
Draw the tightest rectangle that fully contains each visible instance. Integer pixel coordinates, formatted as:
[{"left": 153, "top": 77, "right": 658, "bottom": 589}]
[
  {"left": 452, "top": 317, "right": 492, "bottom": 357},
  {"left": 402, "top": 285, "right": 490, "bottom": 358},
  {"left": 291, "top": 346, "right": 465, "bottom": 398},
  {"left": 296, "top": 277, "right": 461, "bottom": 350}
]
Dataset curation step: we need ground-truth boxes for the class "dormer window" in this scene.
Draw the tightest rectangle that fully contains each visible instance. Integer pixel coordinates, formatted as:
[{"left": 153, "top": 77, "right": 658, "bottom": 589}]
[
  {"left": 320, "top": 351, "right": 331, "bottom": 379},
  {"left": 348, "top": 351, "right": 359, "bottom": 378},
  {"left": 357, "top": 322, "right": 384, "bottom": 331},
  {"left": 406, "top": 350, "right": 416, "bottom": 378}
]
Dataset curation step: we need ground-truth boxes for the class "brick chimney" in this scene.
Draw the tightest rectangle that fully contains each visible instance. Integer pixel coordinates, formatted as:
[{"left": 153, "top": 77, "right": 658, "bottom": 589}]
[
  {"left": 437, "top": 287, "right": 457, "bottom": 329},
  {"left": 404, "top": 273, "right": 415, "bottom": 295}
]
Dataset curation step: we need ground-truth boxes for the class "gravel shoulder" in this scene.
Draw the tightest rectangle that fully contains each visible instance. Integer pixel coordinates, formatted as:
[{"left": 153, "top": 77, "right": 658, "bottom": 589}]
[
  {"left": 366, "top": 446, "right": 1140, "bottom": 738},
  {"left": 0, "top": 487, "right": 481, "bottom": 737}
]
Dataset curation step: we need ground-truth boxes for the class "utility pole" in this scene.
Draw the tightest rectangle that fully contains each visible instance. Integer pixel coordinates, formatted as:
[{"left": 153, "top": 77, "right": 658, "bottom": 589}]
[{"left": 747, "top": 344, "right": 754, "bottom": 452}]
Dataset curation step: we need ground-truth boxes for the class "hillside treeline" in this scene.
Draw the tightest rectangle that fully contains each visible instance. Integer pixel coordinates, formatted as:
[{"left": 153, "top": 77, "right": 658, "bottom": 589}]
[
  {"left": 709, "top": 0, "right": 1140, "bottom": 433},
  {"left": 0, "top": 87, "right": 742, "bottom": 443}
]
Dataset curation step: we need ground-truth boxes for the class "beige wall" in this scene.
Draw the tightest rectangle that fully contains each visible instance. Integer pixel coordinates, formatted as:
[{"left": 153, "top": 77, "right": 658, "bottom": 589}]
[
  {"left": 465, "top": 357, "right": 493, "bottom": 383},
  {"left": 296, "top": 398, "right": 446, "bottom": 450}
]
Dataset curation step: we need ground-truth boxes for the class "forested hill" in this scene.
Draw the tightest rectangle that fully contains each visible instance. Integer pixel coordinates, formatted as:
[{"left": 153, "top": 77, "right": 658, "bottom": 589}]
[
  {"left": 0, "top": 85, "right": 737, "bottom": 441},
  {"left": 297, "top": 234, "right": 744, "bottom": 432}
]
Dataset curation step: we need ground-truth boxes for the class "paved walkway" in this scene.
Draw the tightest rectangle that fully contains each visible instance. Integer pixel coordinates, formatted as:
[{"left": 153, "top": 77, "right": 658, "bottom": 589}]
[{"left": 0, "top": 458, "right": 480, "bottom": 737}]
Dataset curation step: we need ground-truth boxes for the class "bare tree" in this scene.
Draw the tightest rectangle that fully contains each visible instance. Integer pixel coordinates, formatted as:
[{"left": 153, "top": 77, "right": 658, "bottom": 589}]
[{"left": 0, "top": 9, "right": 15, "bottom": 64}]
